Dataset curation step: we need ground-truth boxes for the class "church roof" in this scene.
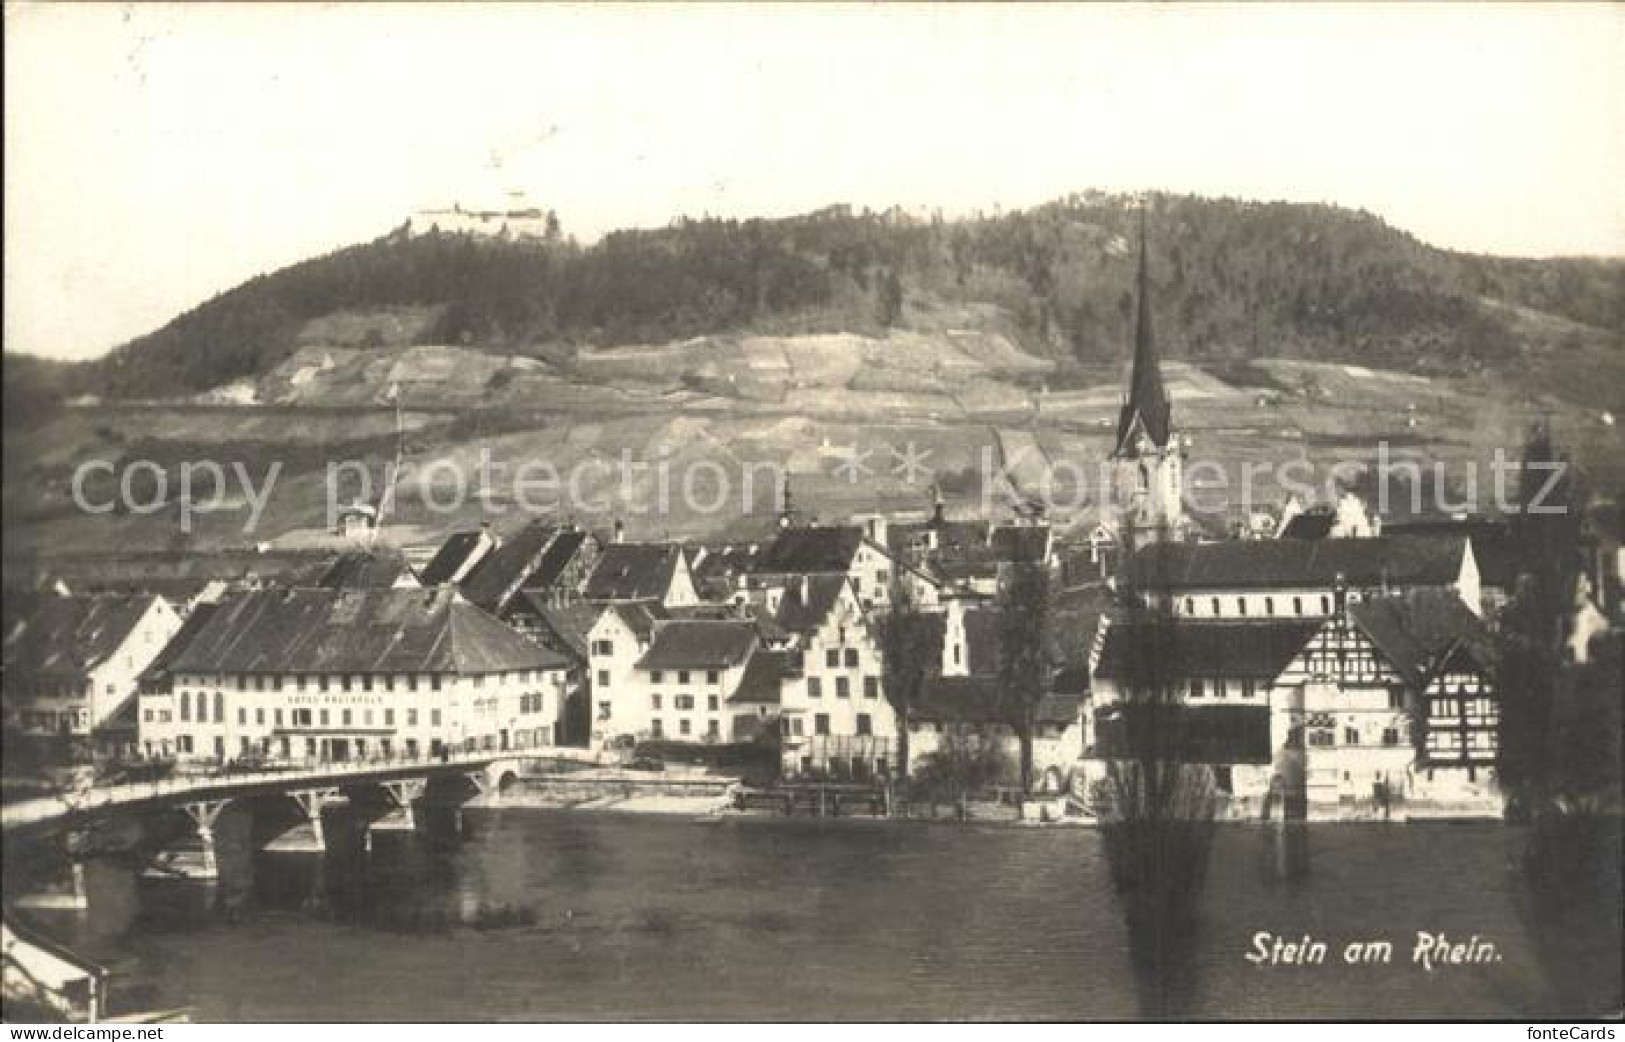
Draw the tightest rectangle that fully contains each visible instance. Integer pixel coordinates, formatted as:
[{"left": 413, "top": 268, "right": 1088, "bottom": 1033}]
[{"left": 1112, "top": 210, "right": 1173, "bottom": 456}]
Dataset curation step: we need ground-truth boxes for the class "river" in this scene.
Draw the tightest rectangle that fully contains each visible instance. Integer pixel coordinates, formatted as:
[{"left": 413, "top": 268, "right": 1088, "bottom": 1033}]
[{"left": 25, "top": 808, "right": 1623, "bottom": 1020}]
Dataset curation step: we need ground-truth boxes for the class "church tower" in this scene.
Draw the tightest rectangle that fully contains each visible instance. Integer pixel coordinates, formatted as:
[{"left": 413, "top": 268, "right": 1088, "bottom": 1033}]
[{"left": 1111, "top": 209, "right": 1185, "bottom": 540}]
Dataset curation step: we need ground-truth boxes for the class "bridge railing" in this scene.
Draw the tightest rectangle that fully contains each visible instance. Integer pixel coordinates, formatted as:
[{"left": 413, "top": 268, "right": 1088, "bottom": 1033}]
[{"left": 1, "top": 747, "right": 598, "bottom": 831}]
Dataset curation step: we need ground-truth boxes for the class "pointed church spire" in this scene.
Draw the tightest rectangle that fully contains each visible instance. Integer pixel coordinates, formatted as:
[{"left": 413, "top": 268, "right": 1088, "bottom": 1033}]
[{"left": 1112, "top": 205, "right": 1173, "bottom": 457}]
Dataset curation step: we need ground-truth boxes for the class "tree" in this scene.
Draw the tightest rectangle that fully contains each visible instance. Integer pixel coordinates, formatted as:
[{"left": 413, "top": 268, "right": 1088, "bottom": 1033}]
[
  {"left": 911, "top": 725, "right": 1012, "bottom": 818},
  {"left": 877, "top": 267, "right": 904, "bottom": 327},
  {"left": 994, "top": 559, "right": 1052, "bottom": 794},
  {"left": 876, "top": 590, "right": 940, "bottom": 780}
]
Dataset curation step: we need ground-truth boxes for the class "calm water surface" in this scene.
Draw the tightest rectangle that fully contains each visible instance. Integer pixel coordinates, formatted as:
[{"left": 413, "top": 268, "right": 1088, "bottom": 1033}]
[{"left": 38, "top": 808, "right": 1620, "bottom": 1020}]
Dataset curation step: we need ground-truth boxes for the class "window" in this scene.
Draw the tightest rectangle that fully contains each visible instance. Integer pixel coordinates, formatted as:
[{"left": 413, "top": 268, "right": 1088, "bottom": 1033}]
[
  {"left": 807, "top": 677, "right": 823, "bottom": 698},
  {"left": 1183, "top": 597, "right": 1194, "bottom": 615},
  {"left": 431, "top": 709, "right": 442, "bottom": 726},
  {"left": 1264, "top": 597, "right": 1275, "bottom": 616},
  {"left": 1388, "top": 689, "right": 1405, "bottom": 710},
  {"left": 1321, "top": 596, "right": 1331, "bottom": 614},
  {"left": 364, "top": 709, "right": 373, "bottom": 726},
  {"left": 238, "top": 707, "right": 248, "bottom": 725},
  {"left": 256, "top": 708, "right": 265, "bottom": 725},
  {"left": 320, "top": 676, "right": 330, "bottom": 692},
  {"left": 675, "top": 695, "right": 695, "bottom": 710},
  {"left": 679, "top": 719, "right": 691, "bottom": 736},
  {"left": 1240, "top": 678, "right": 1256, "bottom": 699},
  {"left": 814, "top": 714, "right": 830, "bottom": 736},
  {"left": 320, "top": 709, "right": 330, "bottom": 726},
  {"left": 213, "top": 692, "right": 223, "bottom": 722},
  {"left": 652, "top": 693, "right": 663, "bottom": 709},
  {"left": 597, "top": 670, "right": 610, "bottom": 688},
  {"left": 342, "top": 676, "right": 352, "bottom": 692},
  {"left": 363, "top": 675, "right": 373, "bottom": 692},
  {"left": 844, "top": 649, "right": 859, "bottom": 668},
  {"left": 1382, "top": 727, "right": 1401, "bottom": 747},
  {"left": 707, "top": 670, "right": 719, "bottom": 685},
  {"left": 385, "top": 709, "right": 395, "bottom": 726},
  {"left": 297, "top": 676, "right": 307, "bottom": 691},
  {"left": 651, "top": 670, "right": 664, "bottom": 684},
  {"left": 826, "top": 649, "right": 840, "bottom": 668},
  {"left": 856, "top": 713, "right": 872, "bottom": 736},
  {"left": 180, "top": 692, "right": 191, "bottom": 722},
  {"left": 385, "top": 676, "right": 394, "bottom": 692},
  {"left": 431, "top": 676, "right": 442, "bottom": 692},
  {"left": 1292, "top": 597, "right": 1303, "bottom": 616},
  {"left": 707, "top": 695, "right": 718, "bottom": 711},
  {"left": 592, "top": 639, "right": 614, "bottom": 656},
  {"left": 678, "top": 671, "right": 691, "bottom": 685},
  {"left": 651, "top": 718, "right": 664, "bottom": 738},
  {"left": 407, "top": 676, "right": 418, "bottom": 692},
  {"left": 707, "top": 720, "right": 720, "bottom": 739},
  {"left": 864, "top": 676, "right": 879, "bottom": 699},
  {"left": 275, "top": 708, "right": 284, "bottom": 726},
  {"left": 1189, "top": 679, "right": 1205, "bottom": 698},
  {"left": 836, "top": 677, "right": 851, "bottom": 699},
  {"left": 1236, "top": 598, "right": 1248, "bottom": 616},
  {"left": 342, "top": 709, "right": 353, "bottom": 726},
  {"left": 1211, "top": 597, "right": 1221, "bottom": 615},
  {"left": 407, "top": 709, "right": 418, "bottom": 726},
  {"left": 1344, "top": 727, "right": 1359, "bottom": 746},
  {"left": 1213, "top": 678, "right": 1228, "bottom": 699}
]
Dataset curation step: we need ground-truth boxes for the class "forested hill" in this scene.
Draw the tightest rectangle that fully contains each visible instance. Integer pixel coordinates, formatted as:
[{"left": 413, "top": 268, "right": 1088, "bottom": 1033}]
[{"left": 22, "top": 192, "right": 1625, "bottom": 407}]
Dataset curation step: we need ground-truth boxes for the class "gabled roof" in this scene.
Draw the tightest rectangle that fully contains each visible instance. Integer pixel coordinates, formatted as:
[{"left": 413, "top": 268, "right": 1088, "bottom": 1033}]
[
  {"left": 168, "top": 588, "right": 565, "bottom": 676},
  {"left": 1093, "top": 619, "right": 1321, "bottom": 681},
  {"left": 525, "top": 601, "right": 600, "bottom": 661},
  {"left": 313, "top": 551, "right": 414, "bottom": 590},
  {"left": 728, "top": 649, "right": 787, "bottom": 705},
  {"left": 582, "top": 543, "right": 685, "bottom": 602},
  {"left": 597, "top": 601, "right": 668, "bottom": 642},
  {"left": 1279, "top": 509, "right": 1336, "bottom": 541},
  {"left": 887, "top": 518, "right": 990, "bottom": 559},
  {"left": 1127, "top": 535, "right": 1468, "bottom": 592},
  {"left": 2, "top": 593, "right": 161, "bottom": 679},
  {"left": 754, "top": 525, "right": 864, "bottom": 575},
  {"left": 772, "top": 574, "right": 851, "bottom": 636},
  {"left": 635, "top": 619, "right": 758, "bottom": 670},
  {"left": 1348, "top": 591, "right": 1492, "bottom": 684},
  {"left": 138, "top": 602, "right": 223, "bottom": 685},
  {"left": 460, "top": 521, "right": 580, "bottom": 613},
  {"left": 419, "top": 530, "right": 491, "bottom": 586}
]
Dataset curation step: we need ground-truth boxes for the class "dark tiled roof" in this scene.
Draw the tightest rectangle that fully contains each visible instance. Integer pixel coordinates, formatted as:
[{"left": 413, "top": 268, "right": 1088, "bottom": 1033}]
[
  {"left": 989, "top": 525, "right": 1049, "bottom": 562},
  {"left": 419, "top": 531, "right": 489, "bottom": 586},
  {"left": 754, "top": 525, "right": 863, "bottom": 574},
  {"left": 1279, "top": 509, "right": 1335, "bottom": 540},
  {"left": 460, "top": 521, "right": 568, "bottom": 613},
  {"left": 604, "top": 601, "right": 668, "bottom": 641},
  {"left": 138, "top": 602, "right": 222, "bottom": 685},
  {"left": 582, "top": 543, "right": 683, "bottom": 602},
  {"left": 1382, "top": 518, "right": 1517, "bottom": 589},
  {"left": 2, "top": 593, "right": 161, "bottom": 679},
  {"left": 1349, "top": 591, "right": 1492, "bottom": 683},
  {"left": 772, "top": 575, "right": 850, "bottom": 635},
  {"left": 1094, "top": 619, "right": 1320, "bottom": 681},
  {"left": 690, "top": 543, "right": 762, "bottom": 583},
  {"left": 169, "top": 588, "right": 565, "bottom": 676},
  {"left": 887, "top": 519, "right": 990, "bottom": 559},
  {"left": 728, "top": 649, "right": 787, "bottom": 705},
  {"left": 635, "top": 619, "right": 757, "bottom": 670},
  {"left": 314, "top": 552, "right": 413, "bottom": 590},
  {"left": 527, "top": 602, "right": 600, "bottom": 660},
  {"left": 1127, "top": 535, "right": 1467, "bottom": 592},
  {"left": 525, "top": 529, "right": 589, "bottom": 590}
]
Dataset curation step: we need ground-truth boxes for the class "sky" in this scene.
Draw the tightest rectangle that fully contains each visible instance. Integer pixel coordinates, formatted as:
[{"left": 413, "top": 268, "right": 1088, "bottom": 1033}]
[{"left": 5, "top": 2, "right": 1623, "bottom": 362}]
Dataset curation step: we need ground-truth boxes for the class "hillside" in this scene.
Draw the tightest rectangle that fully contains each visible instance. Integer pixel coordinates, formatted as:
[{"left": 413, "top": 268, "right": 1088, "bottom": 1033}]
[{"left": 11, "top": 192, "right": 1622, "bottom": 417}]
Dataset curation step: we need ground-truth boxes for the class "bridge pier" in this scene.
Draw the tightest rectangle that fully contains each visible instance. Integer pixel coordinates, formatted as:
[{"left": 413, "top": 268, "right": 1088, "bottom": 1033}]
[
  {"left": 267, "top": 788, "right": 340, "bottom": 853},
  {"left": 372, "top": 779, "right": 426, "bottom": 833},
  {"left": 146, "top": 799, "right": 232, "bottom": 880}
]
